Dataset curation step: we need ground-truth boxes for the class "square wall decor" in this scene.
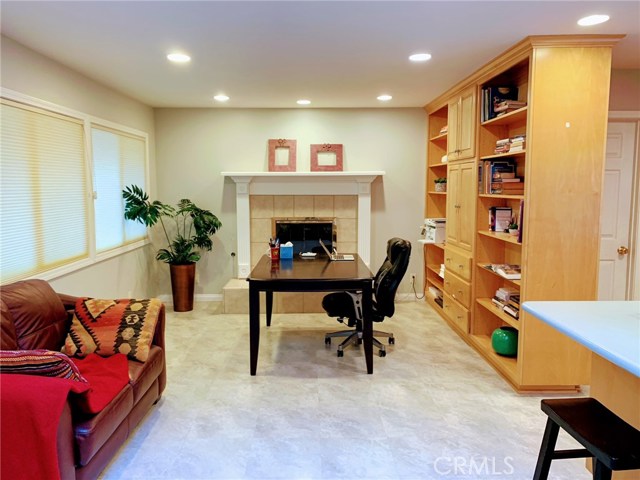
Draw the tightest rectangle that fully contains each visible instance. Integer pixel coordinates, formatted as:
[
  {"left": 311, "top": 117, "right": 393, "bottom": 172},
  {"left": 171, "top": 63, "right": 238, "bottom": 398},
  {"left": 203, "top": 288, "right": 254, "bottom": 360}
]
[
  {"left": 310, "top": 144, "right": 343, "bottom": 172},
  {"left": 268, "top": 139, "right": 297, "bottom": 172}
]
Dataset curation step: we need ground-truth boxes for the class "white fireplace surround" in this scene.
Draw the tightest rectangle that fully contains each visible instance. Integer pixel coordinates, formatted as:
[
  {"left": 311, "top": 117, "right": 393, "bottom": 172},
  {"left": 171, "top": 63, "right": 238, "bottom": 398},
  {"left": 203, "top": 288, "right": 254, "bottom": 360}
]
[{"left": 222, "top": 171, "right": 385, "bottom": 277}]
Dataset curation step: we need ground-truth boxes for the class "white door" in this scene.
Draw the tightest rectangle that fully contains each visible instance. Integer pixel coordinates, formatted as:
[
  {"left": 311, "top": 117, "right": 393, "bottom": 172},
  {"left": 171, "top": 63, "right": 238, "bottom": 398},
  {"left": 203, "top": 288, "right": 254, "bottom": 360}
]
[{"left": 598, "top": 122, "right": 636, "bottom": 300}]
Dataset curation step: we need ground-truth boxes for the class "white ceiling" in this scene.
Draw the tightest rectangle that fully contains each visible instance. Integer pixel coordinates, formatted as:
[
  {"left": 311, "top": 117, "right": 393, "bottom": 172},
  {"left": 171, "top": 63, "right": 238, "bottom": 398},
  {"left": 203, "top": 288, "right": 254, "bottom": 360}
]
[{"left": 2, "top": 1, "right": 639, "bottom": 108}]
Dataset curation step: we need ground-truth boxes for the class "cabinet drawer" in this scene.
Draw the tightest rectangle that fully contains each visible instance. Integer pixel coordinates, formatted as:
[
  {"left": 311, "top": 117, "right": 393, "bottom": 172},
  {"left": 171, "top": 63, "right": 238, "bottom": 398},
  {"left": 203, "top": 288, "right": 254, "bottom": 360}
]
[
  {"left": 442, "top": 292, "right": 469, "bottom": 333},
  {"left": 443, "top": 272, "right": 471, "bottom": 309},
  {"left": 444, "top": 247, "right": 472, "bottom": 281}
]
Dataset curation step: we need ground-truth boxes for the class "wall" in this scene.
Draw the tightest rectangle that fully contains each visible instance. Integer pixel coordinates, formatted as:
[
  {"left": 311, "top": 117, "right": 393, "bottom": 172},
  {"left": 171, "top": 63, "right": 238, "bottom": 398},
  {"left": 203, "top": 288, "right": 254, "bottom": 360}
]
[
  {"left": 610, "top": 69, "right": 640, "bottom": 111},
  {"left": 0, "top": 36, "right": 157, "bottom": 298},
  {"left": 154, "top": 108, "right": 427, "bottom": 297}
]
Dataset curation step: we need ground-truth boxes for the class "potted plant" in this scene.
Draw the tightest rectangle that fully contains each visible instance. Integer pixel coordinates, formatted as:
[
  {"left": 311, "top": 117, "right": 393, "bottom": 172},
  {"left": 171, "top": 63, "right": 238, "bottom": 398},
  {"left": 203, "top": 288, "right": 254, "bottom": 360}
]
[
  {"left": 434, "top": 177, "right": 447, "bottom": 192},
  {"left": 508, "top": 218, "right": 519, "bottom": 236},
  {"left": 122, "top": 185, "right": 222, "bottom": 312}
]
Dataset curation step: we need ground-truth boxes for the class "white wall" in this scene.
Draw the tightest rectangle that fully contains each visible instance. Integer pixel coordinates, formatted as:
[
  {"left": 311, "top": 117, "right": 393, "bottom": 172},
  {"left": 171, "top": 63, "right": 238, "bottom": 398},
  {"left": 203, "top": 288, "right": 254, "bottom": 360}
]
[
  {"left": 154, "top": 108, "right": 427, "bottom": 297},
  {"left": 1, "top": 35, "right": 157, "bottom": 298}
]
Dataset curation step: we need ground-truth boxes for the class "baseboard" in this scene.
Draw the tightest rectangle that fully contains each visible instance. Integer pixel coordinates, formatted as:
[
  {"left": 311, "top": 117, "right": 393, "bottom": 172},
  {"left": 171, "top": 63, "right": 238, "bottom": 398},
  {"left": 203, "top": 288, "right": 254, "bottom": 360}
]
[{"left": 157, "top": 293, "right": 223, "bottom": 305}]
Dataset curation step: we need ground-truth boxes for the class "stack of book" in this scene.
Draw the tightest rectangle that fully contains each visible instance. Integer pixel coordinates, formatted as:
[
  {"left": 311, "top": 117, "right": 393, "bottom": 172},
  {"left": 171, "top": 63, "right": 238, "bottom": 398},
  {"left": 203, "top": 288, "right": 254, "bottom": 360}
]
[
  {"left": 509, "top": 134, "right": 526, "bottom": 153},
  {"left": 503, "top": 294, "right": 521, "bottom": 319},
  {"left": 494, "top": 138, "right": 511, "bottom": 154},
  {"left": 494, "top": 100, "right": 527, "bottom": 116},
  {"left": 496, "top": 264, "right": 521, "bottom": 280},
  {"left": 490, "top": 179, "right": 524, "bottom": 195},
  {"left": 493, "top": 135, "right": 526, "bottom": 155}
]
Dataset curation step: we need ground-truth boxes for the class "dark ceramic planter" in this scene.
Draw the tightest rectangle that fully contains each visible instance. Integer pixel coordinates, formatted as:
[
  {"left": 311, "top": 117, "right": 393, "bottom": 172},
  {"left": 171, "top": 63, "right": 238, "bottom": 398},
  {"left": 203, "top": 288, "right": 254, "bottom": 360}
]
[{"left": 170, "top": 263, "right": 196, "bottom": 312}]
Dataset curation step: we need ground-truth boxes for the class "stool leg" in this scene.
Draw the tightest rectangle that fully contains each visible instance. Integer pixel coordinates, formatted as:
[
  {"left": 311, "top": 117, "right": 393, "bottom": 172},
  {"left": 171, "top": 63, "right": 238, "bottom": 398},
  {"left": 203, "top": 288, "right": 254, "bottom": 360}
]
[
  {"left": 593, "top": 460, "right": 612, "bottom": 480},
  {"left": 533, "top": 418, "right": 560, "bottom": 480}
]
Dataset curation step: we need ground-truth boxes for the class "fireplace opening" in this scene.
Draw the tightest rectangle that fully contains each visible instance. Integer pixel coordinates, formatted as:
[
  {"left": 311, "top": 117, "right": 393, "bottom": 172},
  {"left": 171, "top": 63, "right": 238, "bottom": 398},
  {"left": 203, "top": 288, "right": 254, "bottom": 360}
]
[{"left": 273, "top": 218, "right": 336, "bottom": 255}]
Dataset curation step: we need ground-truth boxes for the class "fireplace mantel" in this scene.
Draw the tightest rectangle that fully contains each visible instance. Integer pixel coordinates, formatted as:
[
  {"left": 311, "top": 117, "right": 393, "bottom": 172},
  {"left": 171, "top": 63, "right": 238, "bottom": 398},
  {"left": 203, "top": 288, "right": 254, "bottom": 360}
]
[{"left": 222, "top": 171, "right": 385, "bottom": 277}]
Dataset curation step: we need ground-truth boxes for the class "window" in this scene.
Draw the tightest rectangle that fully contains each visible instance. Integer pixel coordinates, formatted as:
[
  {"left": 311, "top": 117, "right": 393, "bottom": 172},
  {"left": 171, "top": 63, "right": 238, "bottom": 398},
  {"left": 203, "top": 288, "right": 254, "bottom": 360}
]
[
  {"left": 0, "top": 94, "right": 149, "bottom": 284},
  {"left": 92, "top": 126, "right": 146, "bottom": 252}
]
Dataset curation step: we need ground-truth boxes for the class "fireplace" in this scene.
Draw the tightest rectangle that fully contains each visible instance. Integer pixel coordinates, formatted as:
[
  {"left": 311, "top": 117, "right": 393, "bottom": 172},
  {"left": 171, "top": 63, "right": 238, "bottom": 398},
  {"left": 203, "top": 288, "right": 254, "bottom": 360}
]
[
  {"left": 222, "top": 171, "right": 384, "bottom": 277},
  {"left": 273, "top": 218, "right": 336, "bottom": 255}
]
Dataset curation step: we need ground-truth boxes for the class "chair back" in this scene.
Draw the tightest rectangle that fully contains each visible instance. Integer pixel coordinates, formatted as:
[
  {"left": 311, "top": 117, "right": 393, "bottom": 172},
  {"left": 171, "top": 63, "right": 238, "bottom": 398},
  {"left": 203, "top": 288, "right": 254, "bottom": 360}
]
[{"left": 372, "top": 237, "right": 411, "bottom": 320}]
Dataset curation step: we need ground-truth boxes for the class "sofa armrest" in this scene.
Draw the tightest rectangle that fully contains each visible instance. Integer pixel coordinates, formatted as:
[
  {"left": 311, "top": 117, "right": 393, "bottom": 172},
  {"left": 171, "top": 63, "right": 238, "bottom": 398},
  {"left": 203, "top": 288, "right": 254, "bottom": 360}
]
[
  {"left": 152, "top": 303, "right": 166, "bottom": 351},
  {"left": 57, "top": 293, "right": 80, "bottom": 312}
]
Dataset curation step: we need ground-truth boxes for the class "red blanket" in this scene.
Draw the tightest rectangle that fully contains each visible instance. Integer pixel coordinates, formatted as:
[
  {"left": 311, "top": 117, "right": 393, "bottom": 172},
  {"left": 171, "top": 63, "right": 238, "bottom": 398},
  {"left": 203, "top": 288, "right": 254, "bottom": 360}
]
[{"left": 0, "top": 354, "right": 129, "bottom": 480}]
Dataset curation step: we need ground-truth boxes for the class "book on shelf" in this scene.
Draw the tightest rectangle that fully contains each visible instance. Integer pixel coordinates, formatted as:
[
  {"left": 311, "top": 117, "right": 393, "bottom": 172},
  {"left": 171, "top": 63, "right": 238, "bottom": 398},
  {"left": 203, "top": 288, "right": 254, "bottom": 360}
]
[
  {"left": 489, "top": 206, "right": 512, "bottom": 232},
  {"left": 481, "top": 86, "right": 519, "bottom": 121},
  {"left": 490, "top": 182, "right": 524, "bottom": 195},
  {"left": 517, "top": 200, "right": 524, "bottom": 243},
  {"left": 439, "top": 125, "right": 448, "bottom": 135},
  {"left": 491, "top": 296, "right": 507, "bottom": 308},
  {"left": 496, "top": 264, "right": 521, "bottom": 280},
  {"left": 500, "top": 177, "right": 521, "bottom": 183},
  {"left": 503, "top": 305, "right": 520, "bottom": 319},
  {"left": 495, "top": 286, "right": 518, "bottom": 302},
  {"left": 494, "top": 100, "right": 527, "bottom": 113}
]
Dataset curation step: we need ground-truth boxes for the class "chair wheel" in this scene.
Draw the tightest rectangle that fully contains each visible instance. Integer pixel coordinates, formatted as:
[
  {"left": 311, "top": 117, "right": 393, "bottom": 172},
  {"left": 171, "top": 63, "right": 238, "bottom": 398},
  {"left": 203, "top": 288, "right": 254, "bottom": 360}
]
[
  {"left": 389, "top": 337, "right": 395, "bottom": 345},
  {"left": 325, "top": 337, "right": 331, "bottom": 345},
  {"left": 379, "top": 350, "right": 386, "bottom": 357},
  {"left": 337, "top": 350, "right": 344, "bottom": 357}
]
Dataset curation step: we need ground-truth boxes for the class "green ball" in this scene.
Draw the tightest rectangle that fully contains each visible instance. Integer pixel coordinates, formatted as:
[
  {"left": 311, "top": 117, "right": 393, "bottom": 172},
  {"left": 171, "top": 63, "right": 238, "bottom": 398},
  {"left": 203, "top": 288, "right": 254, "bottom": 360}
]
[{"left": 491, "top": 326, "right": 518, "bottom": 356}]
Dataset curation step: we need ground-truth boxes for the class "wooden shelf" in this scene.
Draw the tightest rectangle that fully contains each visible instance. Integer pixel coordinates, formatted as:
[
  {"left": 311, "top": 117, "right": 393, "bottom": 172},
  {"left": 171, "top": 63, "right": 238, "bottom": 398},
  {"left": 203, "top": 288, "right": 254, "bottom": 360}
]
[
  {"left": 468, "top": 334, "right": 518, "bottom": 380},
  {"left": 427, "top": 264, "right": 444, "bottom": 278},
  {"left": 428, "top": 162, "right": 448, "bottom": 169},
  {"left": 477, "top": 263, "right": 521, "bottom": 286},
  {"left": 480, "top": 151, "right": 526, "bottom": 161},
  {"left": 476, "top": 298, "right": 520, "bottom": 329},
  {"left": 478, "top": 230, "right": 522, "bottom": 245},
  {"left": 478, "top": 193, "right": 525, "bottom": 200},
  {"left": 427, "top": 190, "right": 447, "bottom": 195},
  {"left": 480, "top": 107, "right": 527, "bottom": 126},
  {"left": 426, "top": 276, "right": 444, "bottom": 289},
  {"left": 429, "top": 132, "right": 448, "bottom": 142}
]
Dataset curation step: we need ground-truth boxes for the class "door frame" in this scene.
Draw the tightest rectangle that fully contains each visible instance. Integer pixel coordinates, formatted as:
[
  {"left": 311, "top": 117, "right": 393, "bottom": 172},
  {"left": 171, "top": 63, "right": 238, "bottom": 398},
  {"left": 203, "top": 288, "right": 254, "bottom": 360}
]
[{"left": 608, "top": 111, "right": 640, "bottom": 299}]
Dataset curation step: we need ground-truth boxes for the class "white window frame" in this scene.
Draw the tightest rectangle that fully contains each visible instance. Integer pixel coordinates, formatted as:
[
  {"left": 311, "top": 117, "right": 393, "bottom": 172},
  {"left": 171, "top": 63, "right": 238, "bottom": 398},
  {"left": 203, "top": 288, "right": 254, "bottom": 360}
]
[{"left": 1, "top": 87, "right": 150, "bottom": 282}]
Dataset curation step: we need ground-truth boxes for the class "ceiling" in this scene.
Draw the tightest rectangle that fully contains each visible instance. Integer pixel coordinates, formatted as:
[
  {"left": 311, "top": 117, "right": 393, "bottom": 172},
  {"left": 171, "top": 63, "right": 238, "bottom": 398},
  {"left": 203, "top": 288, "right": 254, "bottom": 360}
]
[{"left": 1, "top": 1, "right": 639, "bottom": 108}]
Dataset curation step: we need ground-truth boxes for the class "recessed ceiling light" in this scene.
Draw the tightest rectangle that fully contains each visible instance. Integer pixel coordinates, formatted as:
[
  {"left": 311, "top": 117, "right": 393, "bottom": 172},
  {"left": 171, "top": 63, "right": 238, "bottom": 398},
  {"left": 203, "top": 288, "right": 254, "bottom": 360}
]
[
  {"left": 213, "top": 94, "right": 229, "bottom": 102},
  {"left": 167, "top": 53, "right": 191, "bottom": 63},
  {"left": 297, "top": 99, "right": 311, "bottom": 105},
  {"left": 377, "top": 94, "right": 393, "bottom": 101},
  {"left": 409, "top": 53, "right": 432, "bottom": 62},
  {"left": 577, "top": 14, "right": 610, "bottom": 26}
]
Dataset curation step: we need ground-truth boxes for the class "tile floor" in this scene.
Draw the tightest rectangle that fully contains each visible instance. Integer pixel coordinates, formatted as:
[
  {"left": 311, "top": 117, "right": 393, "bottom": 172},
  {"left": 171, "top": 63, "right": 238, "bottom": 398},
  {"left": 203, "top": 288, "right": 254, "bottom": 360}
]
[{"left": 100, "top": 299, "right": 591, "bottom": 480}]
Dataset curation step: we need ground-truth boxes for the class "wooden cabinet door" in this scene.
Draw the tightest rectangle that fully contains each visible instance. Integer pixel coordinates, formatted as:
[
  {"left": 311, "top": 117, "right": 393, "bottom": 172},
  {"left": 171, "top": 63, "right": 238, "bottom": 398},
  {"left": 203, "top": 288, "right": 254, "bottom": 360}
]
[
  {"left": 447, "top": 97, "right": 460, "bottom": 161},
  {"left": 457, "top": 87, "right": 476, "bottom": 160},
  {"left": 446, "top": 87, "right": 476, "bottom": 162},
  {"left": 457, "top": 161, "right": 475, "bottom": 251},
  {"left": 445, "top": 163, "right": 460, "bottom": 245}
]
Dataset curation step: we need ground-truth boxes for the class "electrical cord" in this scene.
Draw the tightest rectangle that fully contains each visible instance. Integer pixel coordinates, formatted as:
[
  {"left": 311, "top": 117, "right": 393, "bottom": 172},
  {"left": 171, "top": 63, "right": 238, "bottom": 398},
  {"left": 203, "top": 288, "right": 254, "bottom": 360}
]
[{"left": 411, "top": 276, "right": 425, "bottom": 300}]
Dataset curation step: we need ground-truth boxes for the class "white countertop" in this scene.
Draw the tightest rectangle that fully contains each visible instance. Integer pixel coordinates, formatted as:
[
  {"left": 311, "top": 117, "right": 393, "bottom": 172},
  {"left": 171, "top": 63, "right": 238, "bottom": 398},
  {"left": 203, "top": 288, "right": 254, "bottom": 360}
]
[{"left": 522, "top": 301, "right": 640, "bottom": 377}]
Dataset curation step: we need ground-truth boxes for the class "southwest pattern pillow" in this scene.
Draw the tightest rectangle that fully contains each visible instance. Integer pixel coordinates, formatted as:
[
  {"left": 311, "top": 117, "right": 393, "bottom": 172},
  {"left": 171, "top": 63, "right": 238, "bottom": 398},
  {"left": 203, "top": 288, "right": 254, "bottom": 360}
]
[
  {"left": 64, "top": 298, "right": 161, "bottom": 362},
  {"left": 0, "top": 349, "right": 88, "bottom": 382}
]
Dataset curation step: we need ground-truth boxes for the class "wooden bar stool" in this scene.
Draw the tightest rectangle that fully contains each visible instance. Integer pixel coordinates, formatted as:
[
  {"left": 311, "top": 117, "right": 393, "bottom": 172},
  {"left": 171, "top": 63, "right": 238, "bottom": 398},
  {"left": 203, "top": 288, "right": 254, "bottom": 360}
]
[{"left": 533, "top": 398, "right": 640, "bottom": 480}]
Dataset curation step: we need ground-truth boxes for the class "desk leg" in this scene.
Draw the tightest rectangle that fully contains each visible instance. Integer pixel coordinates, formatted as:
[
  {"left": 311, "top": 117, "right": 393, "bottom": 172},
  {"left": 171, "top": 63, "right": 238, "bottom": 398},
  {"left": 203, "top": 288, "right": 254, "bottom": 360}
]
[
  {"left": 362, "top": 282, "right": 373, "bottom": 374},
  {"left": 249, "top": 283, "right": 260, "bottom": 375},
  {"left": 266, "top": 290, "right": 273, "bottom": 327}
]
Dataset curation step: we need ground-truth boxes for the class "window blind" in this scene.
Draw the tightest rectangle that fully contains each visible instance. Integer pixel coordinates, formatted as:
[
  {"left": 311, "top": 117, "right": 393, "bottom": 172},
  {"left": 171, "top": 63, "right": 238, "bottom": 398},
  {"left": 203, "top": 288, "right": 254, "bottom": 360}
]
[
  {"left": 1, "top": 99, "right": 89, "bottom": 283},
  {"left": 91, "top": 126, "right": 146, "bottom": 252}
]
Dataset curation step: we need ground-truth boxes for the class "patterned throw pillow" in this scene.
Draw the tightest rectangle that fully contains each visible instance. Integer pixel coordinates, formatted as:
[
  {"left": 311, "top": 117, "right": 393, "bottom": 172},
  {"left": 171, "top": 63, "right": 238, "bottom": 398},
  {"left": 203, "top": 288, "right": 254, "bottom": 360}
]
[
  {"left": 0, "top": 349, "right": 88, "bottom": 382},
  {"left": 63, "top": 298, "right": 161, "bottom": 362}
]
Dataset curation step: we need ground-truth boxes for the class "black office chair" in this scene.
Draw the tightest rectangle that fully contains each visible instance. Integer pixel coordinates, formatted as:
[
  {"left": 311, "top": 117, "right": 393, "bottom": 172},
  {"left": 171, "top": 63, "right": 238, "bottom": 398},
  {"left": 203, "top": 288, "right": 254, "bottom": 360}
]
[{"left": 322, "top": 237, "right": 411, "bottom": 357}]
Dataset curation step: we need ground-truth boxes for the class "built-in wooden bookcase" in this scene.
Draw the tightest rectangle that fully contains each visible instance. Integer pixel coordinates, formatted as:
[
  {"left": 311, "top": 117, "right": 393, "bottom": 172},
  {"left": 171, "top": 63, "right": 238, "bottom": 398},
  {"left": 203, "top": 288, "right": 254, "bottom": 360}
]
[
  {"left": 424, "top": 35, "right": 622, "bottom": 392},
  {"left": 423, "top": 105, "right": 448, "bottom": 311}
]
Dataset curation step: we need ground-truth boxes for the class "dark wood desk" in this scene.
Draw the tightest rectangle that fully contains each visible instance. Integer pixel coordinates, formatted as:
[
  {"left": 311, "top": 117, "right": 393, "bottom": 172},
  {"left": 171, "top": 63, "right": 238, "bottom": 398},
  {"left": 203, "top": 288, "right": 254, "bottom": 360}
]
[{"left": 247, "top": 254, "right": 374, "bottom": 375}]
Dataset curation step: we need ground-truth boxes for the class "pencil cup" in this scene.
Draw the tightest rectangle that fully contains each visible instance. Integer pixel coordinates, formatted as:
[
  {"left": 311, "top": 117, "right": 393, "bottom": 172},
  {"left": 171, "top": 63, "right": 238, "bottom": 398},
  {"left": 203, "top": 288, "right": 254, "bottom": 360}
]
[{"left": 270, "top": 247, "right": 280, "bottom": 261}]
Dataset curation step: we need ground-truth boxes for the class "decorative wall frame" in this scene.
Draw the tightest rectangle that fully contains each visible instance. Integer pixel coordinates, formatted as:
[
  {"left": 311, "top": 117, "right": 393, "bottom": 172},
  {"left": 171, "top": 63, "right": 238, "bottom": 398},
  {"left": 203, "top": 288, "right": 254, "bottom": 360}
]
[
  {"left": 268, "top": 139, "right": 297, "bottom": 172},
  {"left": 310, "top": 144, "right": 343, "bottom": 172}
]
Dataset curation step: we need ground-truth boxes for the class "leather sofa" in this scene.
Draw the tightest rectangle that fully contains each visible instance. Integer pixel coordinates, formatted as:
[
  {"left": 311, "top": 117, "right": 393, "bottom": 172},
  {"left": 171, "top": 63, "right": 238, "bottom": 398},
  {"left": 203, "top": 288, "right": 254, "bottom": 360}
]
[{"left": 0, "top": 279, "right": 166, "bottom": 480}]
